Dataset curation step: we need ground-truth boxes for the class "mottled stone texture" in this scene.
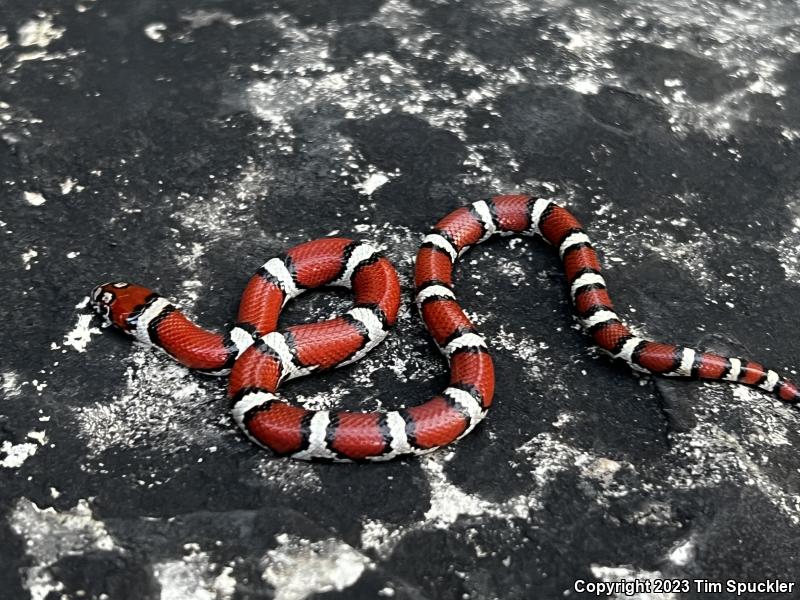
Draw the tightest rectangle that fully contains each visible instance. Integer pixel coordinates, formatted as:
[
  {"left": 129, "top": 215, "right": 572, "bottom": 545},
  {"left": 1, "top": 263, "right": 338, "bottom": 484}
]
[{"left": 2, "top": 1, "right": 800, "bottom": 599}]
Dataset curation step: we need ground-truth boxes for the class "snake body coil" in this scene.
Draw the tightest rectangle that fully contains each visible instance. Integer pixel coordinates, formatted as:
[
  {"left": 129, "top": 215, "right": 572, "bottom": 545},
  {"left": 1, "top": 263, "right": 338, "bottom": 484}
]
[{"left": 91, "top": 195, "right": 800, "bottom": 461}]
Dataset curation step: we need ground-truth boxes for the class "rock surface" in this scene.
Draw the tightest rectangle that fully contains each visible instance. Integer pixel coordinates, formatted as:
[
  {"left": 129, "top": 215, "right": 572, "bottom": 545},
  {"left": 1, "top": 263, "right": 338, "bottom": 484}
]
[{"left": 2, "top": 1, "right": 800, "bottom": 599}]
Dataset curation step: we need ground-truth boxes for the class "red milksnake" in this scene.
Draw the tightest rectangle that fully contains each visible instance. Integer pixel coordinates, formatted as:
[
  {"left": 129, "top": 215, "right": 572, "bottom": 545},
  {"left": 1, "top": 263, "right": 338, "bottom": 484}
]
[{"left": 90, "top": 195, "right": 800, "bottom": 461}]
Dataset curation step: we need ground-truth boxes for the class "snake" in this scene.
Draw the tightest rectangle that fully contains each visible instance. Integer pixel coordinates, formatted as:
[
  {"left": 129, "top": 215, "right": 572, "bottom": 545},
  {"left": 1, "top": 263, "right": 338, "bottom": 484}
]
[{"left": 90, "top": 195, "right": 800, "bottom": 461}]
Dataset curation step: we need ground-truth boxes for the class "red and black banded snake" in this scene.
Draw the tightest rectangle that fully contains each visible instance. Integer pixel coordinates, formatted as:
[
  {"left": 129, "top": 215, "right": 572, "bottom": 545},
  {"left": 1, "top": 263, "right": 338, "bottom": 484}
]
[{"left": 90, "top": 195, "right": 800, "bottom": 461}]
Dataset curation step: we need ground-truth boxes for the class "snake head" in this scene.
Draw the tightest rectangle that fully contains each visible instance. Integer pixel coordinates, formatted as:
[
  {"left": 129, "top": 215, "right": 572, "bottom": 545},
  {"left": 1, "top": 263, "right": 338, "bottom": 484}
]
[{"left": 90, "top": 282, "right": 155, "bottom": 332}]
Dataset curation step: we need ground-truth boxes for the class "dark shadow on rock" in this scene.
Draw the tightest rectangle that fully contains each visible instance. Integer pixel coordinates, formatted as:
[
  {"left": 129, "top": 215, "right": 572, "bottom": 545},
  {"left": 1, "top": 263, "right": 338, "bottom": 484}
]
[{"left": 48, "top": 551, "right": 160, "bottom": 600}]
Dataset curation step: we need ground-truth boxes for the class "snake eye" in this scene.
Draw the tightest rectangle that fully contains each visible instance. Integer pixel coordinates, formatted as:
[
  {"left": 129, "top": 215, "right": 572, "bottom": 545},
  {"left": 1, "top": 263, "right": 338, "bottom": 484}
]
[{"left": 89, "top": 285, "right": 116, "bottom": 325}]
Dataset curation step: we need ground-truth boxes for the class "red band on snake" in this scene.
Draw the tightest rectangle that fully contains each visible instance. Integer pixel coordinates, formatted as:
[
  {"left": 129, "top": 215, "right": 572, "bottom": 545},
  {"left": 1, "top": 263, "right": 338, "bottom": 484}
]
[{"left": 90, "top": 195, "right": 800, "bottom": 461}]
